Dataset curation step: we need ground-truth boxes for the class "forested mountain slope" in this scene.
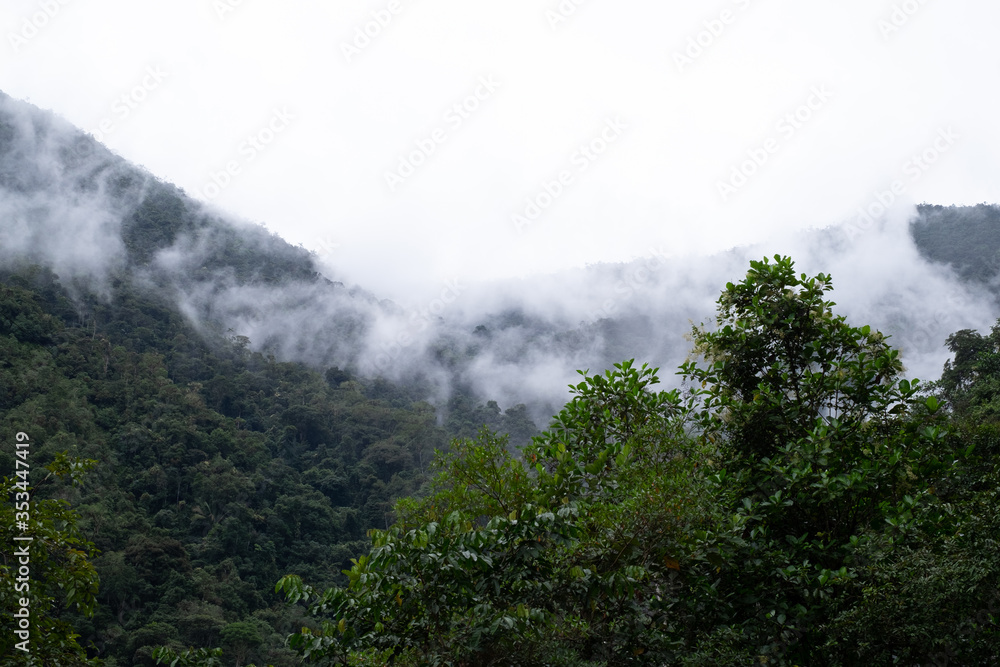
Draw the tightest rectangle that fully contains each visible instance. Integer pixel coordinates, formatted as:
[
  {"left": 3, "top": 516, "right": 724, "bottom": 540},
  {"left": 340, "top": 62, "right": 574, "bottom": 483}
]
[
  {"left": 3, "top": 88, "right": 1000, "bottom": 664},
  {"left": 0, "top": 92, "right": 535, "bottom": 665},
  {"left": 7, "top": 87, "right": 1000, "bottom": 419},
  {"left": 911, "top": 202, "right": 1000, "bottom": 286},
  {"left": 0, "top": 264, "right": 451, "bottom": 664},
  {"left": 277, "top": 256, "right": 1000, "bottom": 666}
]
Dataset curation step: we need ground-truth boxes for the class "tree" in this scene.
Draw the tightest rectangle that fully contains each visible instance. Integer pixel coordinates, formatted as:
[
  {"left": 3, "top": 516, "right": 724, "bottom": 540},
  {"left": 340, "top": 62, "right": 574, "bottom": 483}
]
[
  {"left": 190, "top": 254, "right": 999, "bottom": 665},
  {"left": 678, "top": 255, "right": 957, "bottom": 665},
  {"left": 0, "top": 285, "right": 61, "bottom": 345},
  {"left": 152, "top": 645, "right": 224, "bottom": 667},
  {"left": 220, "top": 621, "right": 265, "bottom": 667},
  {"left": 937, "top": 323, "right": 1000, "bottom": 421},
  {"left": 277, "top": 362, "right": 708, "bottom": 665},
  {"left": 0, "top": 449, "right": 100, "bottom": 665}
]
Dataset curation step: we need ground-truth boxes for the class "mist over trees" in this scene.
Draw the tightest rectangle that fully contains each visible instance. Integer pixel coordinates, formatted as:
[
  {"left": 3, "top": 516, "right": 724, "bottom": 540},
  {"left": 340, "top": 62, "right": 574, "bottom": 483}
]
[
  {"left": 274, "top": 257, "right": 1000, "bottom": 665},
  {"left": 4, "top": 91, "right": 1000, "bottom": 423},
  {"left": 2, "top": 91, "right": 1000, "bottom": 664}
]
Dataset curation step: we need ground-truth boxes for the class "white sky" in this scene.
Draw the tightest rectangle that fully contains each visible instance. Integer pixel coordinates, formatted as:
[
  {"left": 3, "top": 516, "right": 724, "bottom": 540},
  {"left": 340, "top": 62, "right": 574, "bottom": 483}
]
[{"left": 3, "top": 0, "right": 999, "bottom": 300}]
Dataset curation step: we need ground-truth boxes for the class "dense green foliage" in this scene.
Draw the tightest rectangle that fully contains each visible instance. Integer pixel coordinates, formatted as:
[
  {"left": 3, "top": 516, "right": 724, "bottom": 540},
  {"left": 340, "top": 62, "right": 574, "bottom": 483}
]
[
  {"left": 0, "top": 267, "right": 534, "bottom": 666},
  {"left": 278, "top": 360, "right": 709, "bottom": 665},
  {"left": 2, "top": 239, "right": 999, "bottom": 664},
  {"left": 676, "top": 256, "right": 996, "bottom": 664},
  {"left": 911, "top": 203, "right": 1000, "bottom": 284},
  {"left": 5, "top": 90, "right": 1000, "bottom": 666},
  {"left": 278, "top": 256, "right": 1000, "bottom": 666},
  {"left": 2, "top": 94, "right": 547, "bottom": 665},
  {"left": 0, "top": 451, "right": 100, "bottom": 666}
]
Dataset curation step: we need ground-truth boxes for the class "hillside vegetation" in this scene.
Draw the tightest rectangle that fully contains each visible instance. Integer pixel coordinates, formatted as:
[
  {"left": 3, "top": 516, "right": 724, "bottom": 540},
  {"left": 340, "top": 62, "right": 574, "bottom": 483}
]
[
  {"left": 2, "top": 90, "right": 1000, "bottom": 664},
  {"left": 0, "top": 262, "right": 541, "bottom": 665},
  {"left": 273, "top": 256, "right": 1000, "bottom": 666},
  {"left": 911, "top": 203, "right": 1000, "bottom": 285}
]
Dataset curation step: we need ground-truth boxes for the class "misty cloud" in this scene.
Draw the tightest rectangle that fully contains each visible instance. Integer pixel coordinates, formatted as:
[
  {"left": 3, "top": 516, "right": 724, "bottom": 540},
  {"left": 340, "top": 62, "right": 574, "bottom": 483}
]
[
  {"left": 1, "top": 91, "right": 998, "bottom": 427},
  {"left": 0, "top": 92, "right": 138, "bottom": 294}
]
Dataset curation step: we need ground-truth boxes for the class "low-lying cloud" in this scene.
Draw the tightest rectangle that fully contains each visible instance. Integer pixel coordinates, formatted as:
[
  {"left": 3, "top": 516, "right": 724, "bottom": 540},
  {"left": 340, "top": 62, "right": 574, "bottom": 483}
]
[{"left": 2, "top": 91, "right": 996, "bottom": 426}]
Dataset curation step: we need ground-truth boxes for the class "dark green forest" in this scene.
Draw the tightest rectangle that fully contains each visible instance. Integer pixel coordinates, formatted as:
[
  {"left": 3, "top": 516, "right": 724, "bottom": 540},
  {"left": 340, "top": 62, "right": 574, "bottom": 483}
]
[
  {"left": 270, "top": 256, "right": 1000, "bottom": 666},
  {"left": 0, "top": 261, "right": 538, "bottom": 666},
  {"left": 1, "top": 92, "right": 1000, "bottom": 665},
  {"left": 4, "top": 250, "right": 1000, "bottom": 665},
  {"left": 911, "top": 203, "right": 1000, "bottom": 285}
]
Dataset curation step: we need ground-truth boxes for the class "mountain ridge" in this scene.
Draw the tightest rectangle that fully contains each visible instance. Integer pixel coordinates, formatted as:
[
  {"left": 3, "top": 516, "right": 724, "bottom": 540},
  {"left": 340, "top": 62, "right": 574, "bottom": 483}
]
[{"left": 3, "top": 89, "right": 1000, "bottom": 417}]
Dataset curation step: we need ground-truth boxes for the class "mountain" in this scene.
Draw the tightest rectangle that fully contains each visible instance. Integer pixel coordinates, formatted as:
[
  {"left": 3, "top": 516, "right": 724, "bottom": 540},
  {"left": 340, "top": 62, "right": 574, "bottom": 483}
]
[
  {"left": 910, "top": 202, "right": 1000, "bottom": 285},
  {"left": 7, "top": 88, "right": 1000, "bottom": 418},
  {"left": 0, "top": 90, "right": 537, "bottom": 665},
  {"left": 3, "top": 88, "right": 1000, "bottom": 664}
]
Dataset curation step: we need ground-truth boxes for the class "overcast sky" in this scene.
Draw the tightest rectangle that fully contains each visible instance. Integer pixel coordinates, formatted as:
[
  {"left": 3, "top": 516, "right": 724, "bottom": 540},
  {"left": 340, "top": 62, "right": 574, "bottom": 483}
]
[{"left": 3, "top": 0, "right": 999, "bottom": 301}]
